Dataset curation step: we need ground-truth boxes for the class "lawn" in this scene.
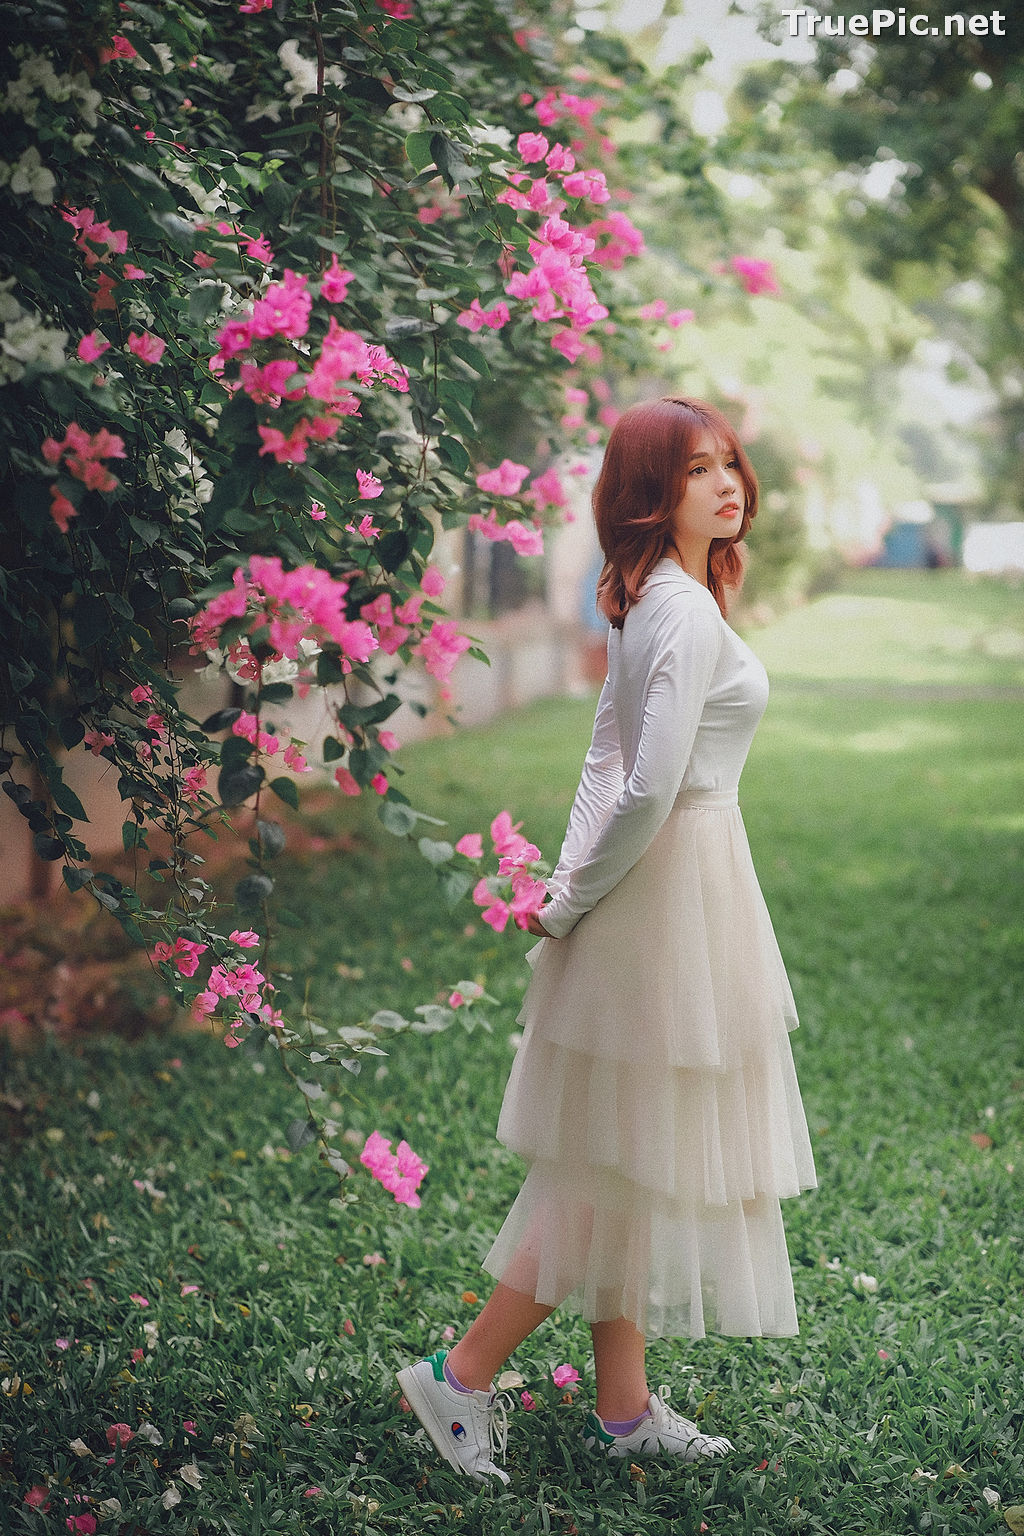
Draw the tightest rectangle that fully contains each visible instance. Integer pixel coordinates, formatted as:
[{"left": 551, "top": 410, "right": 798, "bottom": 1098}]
[{"left": 2, "top": 570, "right": 1023, "bottom": 1536}]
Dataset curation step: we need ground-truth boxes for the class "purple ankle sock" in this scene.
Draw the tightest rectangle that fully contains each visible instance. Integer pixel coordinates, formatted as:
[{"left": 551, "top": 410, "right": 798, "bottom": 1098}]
[
  {"left": 601, "top": 1407, "right": 652, "bottom": 1436},
  {"left": 443, "top": 1358, "right": 474, "bottom": 1394}
]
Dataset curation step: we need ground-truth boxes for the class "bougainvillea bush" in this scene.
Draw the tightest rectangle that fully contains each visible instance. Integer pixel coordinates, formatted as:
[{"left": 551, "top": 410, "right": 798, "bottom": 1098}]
[{"left": 0, "top": 0, "right": 765, "bottom": 1174}]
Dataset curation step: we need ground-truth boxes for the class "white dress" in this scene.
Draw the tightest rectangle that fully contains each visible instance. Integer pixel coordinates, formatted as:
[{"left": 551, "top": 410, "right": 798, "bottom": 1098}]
[{"left": 482, "top": 559, "right": 817, "bottom": 1340}]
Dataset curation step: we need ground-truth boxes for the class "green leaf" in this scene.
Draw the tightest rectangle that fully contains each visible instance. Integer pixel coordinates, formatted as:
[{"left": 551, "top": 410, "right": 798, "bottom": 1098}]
[
  {"left": 218, "top": 763, "right": 264, "bottom": 807},
  {"left": 378, "top": 799, "right": 420, "bottom": 836},
  {"left": 417, "top": 836, "right": 454, "bottom": 866},
  {"left": 437, "top": 435, "right": 470, "bottom": 474},
  {"left": 404, "top": 129, "right": 436, "bottom": 172},
  {"left": 286, "top": 1118, "right": 318, "bottom": 1153},
  {"left": 235, "top": 872, "right": 274, "bottom": 907},
  {"left": 58, "top": 715, "right": 86, "bottom": 751},
  {"left": 440, "top": 868, "right": 475, "bottom": 908},
  {"left": 259, "top": 682, "right": 294, "bottom": 704},
  {"left": 269, "top": 776, "right": 299, "bottom": 811},
  {"left": 322, "top": 736, "right": 344, "bottom": 763},
  {"left": 188, "top": 282, "right": 228, "bottom": 324},
  {"left": 202, "top": 707, "right": 242, "bottom": 733},
  {"left": 256, "top": 819, "right": 287, "bottom": 857},
  {"left": 51, "top": 777, "right": 89, "bottom": 822},
  {"left": 385, "top": 315, "right": 438, "bottom": 340}
]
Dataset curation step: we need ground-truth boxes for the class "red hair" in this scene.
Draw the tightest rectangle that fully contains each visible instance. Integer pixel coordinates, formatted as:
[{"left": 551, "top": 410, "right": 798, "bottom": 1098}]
[{"left": 594, "top": 396, "right": 758, "bottom": 627}]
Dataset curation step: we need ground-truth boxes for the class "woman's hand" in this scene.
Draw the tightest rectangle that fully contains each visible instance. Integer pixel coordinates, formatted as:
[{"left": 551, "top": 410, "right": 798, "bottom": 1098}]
[{"left": 525, "top": 911, "right": 554, "bottom": 938}]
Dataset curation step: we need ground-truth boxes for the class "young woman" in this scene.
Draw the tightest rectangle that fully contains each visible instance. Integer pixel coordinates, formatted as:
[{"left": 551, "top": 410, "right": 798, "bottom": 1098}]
[{"left": 397, "top": 396, "right": 817, "bottom": 1484}]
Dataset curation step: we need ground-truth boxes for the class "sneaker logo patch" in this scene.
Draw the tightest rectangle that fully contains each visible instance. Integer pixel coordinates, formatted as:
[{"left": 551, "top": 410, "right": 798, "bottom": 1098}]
[{"left": 450, "top": 1421, "right": 466, "bottom": 1441}]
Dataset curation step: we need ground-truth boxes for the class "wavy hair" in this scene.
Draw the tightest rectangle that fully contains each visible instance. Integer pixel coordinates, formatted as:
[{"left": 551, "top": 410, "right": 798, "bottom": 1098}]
[{"left": 594, "top": 396, "right": 758, "bottom": 627}]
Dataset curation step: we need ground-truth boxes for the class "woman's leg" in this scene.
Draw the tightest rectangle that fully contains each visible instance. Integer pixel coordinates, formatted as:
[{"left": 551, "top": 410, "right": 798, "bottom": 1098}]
[
  {"left": 591, "top": 1316, "right": 649, "bottom": 1423},
  {"left": 445, "top": 1282, "right": 554, "bottom": 1392}
]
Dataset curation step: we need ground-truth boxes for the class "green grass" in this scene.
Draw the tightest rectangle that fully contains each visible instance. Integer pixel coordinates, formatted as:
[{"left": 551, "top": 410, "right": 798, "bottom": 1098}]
[{"left": 2, "top": 571, "right": 1023, "bottom": 1535}]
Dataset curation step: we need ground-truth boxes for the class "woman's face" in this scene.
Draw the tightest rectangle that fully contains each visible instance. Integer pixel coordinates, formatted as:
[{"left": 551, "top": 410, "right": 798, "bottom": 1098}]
[{"left": 669, "top": 428, "right": 745, "bottom": 555}]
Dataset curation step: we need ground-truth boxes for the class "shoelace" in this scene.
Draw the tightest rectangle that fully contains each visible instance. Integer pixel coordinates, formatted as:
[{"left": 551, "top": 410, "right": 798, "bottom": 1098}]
[
  {"left": 487, "top": 1391, "right": 512, "bottom": 1464},
  {"left": 654, "top": 1385, "right": 708, "bottom": 1439}
]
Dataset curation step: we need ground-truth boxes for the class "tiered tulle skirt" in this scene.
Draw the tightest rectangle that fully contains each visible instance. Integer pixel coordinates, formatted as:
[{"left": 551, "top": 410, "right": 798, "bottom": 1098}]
[{"left": 482, "top": 791, "right": 817, "bottom": 1340}]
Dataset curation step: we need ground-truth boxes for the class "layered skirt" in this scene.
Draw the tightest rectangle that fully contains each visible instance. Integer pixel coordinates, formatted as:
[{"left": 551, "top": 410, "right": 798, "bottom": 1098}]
[{"left": 482, "top": 790, "right": 817, "bottom": 1340}]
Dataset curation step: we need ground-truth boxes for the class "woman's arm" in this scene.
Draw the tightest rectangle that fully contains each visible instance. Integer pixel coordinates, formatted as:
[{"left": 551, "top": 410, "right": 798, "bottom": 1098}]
[
  {"left": 538, "top": 590, "right": 722, "bottom": 938},
  {"left": 546, "top": 676, "right": 623, "bottom": 897}
]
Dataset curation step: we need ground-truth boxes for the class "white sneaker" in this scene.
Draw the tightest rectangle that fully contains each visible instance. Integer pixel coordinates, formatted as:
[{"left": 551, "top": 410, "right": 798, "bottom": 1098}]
[
  {"left": 396, "top": 1350, "right": 511, "bottom": 1485},
  {"left": 583, "top": 1388, "right": 733, "bottom": 1463}
]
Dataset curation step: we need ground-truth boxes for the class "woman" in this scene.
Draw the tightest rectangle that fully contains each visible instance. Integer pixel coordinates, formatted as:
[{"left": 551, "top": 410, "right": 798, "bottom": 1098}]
[{"left": 397, "top": 396, "right": 817, "bottom": 1484}]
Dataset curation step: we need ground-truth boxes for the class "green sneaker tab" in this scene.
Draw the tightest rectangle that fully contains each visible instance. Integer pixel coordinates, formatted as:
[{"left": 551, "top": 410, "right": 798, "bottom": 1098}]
[{"left": 585, "top": 1410, "right": 616, "bottom": 1446}]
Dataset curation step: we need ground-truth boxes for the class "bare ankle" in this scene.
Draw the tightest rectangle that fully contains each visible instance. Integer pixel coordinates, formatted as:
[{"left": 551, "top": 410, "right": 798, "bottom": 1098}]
[{"left": 444, "top": 1346, "right": 494, "bottom": 1395}]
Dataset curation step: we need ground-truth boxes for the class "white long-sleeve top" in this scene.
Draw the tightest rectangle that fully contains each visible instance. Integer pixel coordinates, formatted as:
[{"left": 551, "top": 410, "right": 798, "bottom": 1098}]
[{"left": 539, "top": 559, "right": 770, "bottom": 938}]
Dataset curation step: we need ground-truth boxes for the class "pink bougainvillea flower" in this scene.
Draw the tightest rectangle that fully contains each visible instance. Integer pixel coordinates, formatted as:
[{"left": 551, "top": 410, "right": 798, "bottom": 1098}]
[
  {"left": 346, "top": 513, "right": 381, "bottom": 540},
  {"left": 414, "top": 620, "right": 471, "bottom": 682},
  {"left": 84, "top": 729, "right": 115, "bottom": 755},
  {"left": 729, "top": 256, "right": 779, "bottom": 296},
  {"left": 360, "top": 1131, "right": 428, "bottom": 1207},
  {"left": 180, "top": 1284, "right": 200, "bottom": 1296},
  {"left": 320, "top": 254, "right": 354, "bottom": 302},
  {"left": 475, "top": 459, "right": 529, "bottom": 496},
  {"left": 152, "top": 937, "right": 208, "bottom": 978},
  {"left": 377, "top": 0, "right": 413, "bottom": 15},
  {"left": 343, "top": 1318, "right": 356, "bottom": 1336},
  {"left": 309, "top": 500, "right": 326, "bottom": 521},
  {"left": 283, "top": 742, "right": 309, "bottom": 772},
  {"left": 127, "top": 331, "right": 166, "bottom": 365},
  {"left": 229, "top": 930, "right": 260, "bottom": 948},
  {"left": 517, "top": 131, "right": 549, "bottom": 163},
  {"left": 123, "top": 264, "right": 147, "bottom": 280},
  {"left": 456, "top": 298, "right": 511, "bottom": 332},
  {"left": 356, "top": 469, "right": 383, "bottom": 500},
  {"left": 455, "top": 832, "right": 483, "bottom": 860},
  {"left": 546, "top": 142, "right": 575, "bottom": 173},
  {"left": 468, "top": 510, "right": 544, "bottom": 558},
  {"left": 99, "top": 33, "right": 138, "bottom": 62},
  {"left": 244, "top": 233, "right": 273, "bottom": 264},
  {"left": 639, "top": 299, "right": 667, "bottom": 321},
  {"left": 520, "top": 1390, "right": 536, "bottom": 1411},
  {"left": 181, "top": 765, "right": 208, "bottom": 800},
  {"left": 251, "top": 268, "right": 312, "bottom": 340},
  {"left": 24, "top": 1486, "right": 50, "bottom": 1509},
  {"left": 378, "top": 729, "right": 400, "bottom": 752},
  {"left": 239, "top": 0, "right": 273, "bottom": 10},
  {"left": 106, "top": 1422, "right": 135, "bottom": 1447},
  {"left": 371, "top": 772, "right": 388, "bottom": 795},
  {"left": 414, "top": 566, "right": 443, "bottom": 602},
  {"left": 303, "top": 1486, "right": 323, "bottom": 1497},
  {"left": 128, "top": 1294, "right": 149, "bottom": 1308},
  {"left": 50, "top": 487, "right": 78, "bottom": 533},
  {"left": 666, "top": 308, "right": 695, "bottom": 327},
  {"left": 66, "top": 1516, "right": 97, "bottom": 1535},
  {"left": 490, "top": 810, "right": 528, "bottom": 857},
  {"left": 480, "top": 899, "right": 510, "bottom": 933},
  {"left": 77, "top": 331, "right": 110, "bottom": 363},
  {"left": 334, "top": 765, "right": 360, "bottom": 796},
  {"left": 527, "top": 467, "right": 568, "bottom": 510},
  {"left": 551, "top": 1364, "right": 580, "bottom": 1389},
  {"left": 130, "top": 1348, "right": 144, "bottom": 1363}
]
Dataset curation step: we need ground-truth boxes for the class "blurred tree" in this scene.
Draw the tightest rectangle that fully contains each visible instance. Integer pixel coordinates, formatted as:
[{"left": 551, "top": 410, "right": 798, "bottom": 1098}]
[{"left": 759, "top": 0, "right": 1024, "bottom": 509}]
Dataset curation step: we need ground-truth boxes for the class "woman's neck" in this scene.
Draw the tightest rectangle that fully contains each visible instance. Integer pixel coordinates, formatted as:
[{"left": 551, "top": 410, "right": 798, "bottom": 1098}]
[{"left": 664, "top": 540, "right": 710, "bottom": 587}]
